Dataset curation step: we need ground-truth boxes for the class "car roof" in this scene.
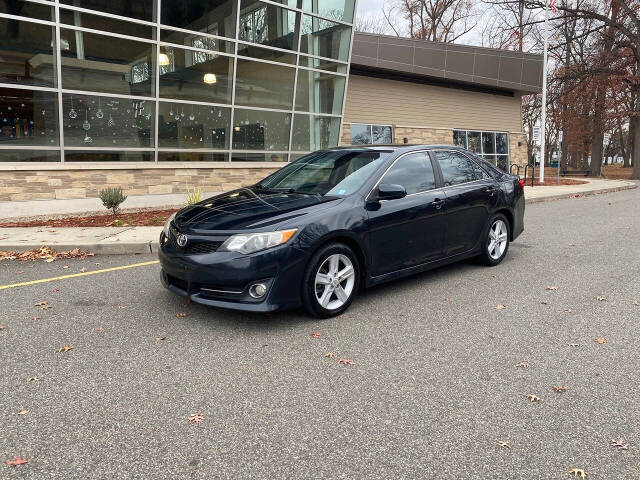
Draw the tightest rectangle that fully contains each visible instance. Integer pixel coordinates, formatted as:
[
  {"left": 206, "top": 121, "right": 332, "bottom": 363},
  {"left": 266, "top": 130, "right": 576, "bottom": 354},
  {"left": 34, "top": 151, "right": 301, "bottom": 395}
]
[{"left": 327, "top": 144, "right": 467, "bottom": 153}]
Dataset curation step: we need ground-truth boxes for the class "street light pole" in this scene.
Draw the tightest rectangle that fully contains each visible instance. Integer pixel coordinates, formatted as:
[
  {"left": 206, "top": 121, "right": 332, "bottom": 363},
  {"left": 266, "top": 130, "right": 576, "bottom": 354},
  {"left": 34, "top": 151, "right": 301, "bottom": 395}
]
[{"left": 539, "top": 0, "right": 549, "bottom": 184}]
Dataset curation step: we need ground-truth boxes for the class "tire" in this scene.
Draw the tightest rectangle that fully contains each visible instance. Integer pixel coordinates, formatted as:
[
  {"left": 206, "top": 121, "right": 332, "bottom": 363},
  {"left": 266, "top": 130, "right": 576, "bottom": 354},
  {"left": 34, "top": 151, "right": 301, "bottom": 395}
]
[
  {"left": 479, "top": 213, "right": 510, "bottom": 266},
  {"left": 302, "top": 242, "right": 360, "bottom": 318}
]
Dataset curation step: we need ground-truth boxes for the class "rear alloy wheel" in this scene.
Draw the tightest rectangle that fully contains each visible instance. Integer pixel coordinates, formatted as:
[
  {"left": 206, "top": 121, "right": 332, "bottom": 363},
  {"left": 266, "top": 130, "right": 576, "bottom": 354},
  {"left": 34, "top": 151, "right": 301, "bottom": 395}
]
[
  {"left": 302, "top": 243, "right": 360, "bottom": 318},
  {"left": 480, "top": 214, "right": 510, "bottom": 266}
]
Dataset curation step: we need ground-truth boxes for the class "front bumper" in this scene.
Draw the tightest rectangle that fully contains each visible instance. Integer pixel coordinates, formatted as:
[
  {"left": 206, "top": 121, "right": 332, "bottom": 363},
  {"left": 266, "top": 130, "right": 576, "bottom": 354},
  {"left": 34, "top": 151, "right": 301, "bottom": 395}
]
[{"left": 158, "top": 240, "right": 307, "bottom": 313}]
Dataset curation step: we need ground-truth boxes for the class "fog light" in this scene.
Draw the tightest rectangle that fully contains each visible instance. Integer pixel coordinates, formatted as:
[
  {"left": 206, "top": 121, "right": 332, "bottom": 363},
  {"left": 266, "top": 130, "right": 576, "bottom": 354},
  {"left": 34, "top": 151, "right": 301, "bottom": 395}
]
[{"left": 249, "top": 283, "right": 267, "bottom": 298}]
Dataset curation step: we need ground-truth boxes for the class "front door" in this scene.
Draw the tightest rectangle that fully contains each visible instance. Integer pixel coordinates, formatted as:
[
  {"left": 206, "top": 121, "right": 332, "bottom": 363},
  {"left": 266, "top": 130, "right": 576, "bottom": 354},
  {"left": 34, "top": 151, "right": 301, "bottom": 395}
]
[
  {"left": 366, "top": 151, "right": 447, "bottom": 276},
  {"left": 432, "top": 150, "right": 497, "bottom": 255}
]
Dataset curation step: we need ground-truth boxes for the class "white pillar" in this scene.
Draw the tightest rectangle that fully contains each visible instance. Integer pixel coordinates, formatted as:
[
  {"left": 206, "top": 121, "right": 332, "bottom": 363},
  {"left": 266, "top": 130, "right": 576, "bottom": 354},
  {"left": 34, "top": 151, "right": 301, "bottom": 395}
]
[{"left": 539, "top": 0, "right": 549, "bottom": 183}]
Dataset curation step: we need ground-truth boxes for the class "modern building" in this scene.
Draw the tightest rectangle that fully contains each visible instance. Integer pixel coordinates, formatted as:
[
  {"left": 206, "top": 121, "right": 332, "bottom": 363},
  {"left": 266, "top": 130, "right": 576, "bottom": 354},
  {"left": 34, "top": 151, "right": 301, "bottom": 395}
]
[{"left": 0, "top": 0, "right": 542, "bottom": 202}]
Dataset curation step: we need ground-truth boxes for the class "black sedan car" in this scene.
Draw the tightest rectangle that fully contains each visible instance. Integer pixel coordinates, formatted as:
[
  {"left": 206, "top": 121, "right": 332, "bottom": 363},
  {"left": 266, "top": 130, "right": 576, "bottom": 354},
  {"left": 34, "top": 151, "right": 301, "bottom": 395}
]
[{"left": 159, "top": 145, "right": 525, "bottom": 317}]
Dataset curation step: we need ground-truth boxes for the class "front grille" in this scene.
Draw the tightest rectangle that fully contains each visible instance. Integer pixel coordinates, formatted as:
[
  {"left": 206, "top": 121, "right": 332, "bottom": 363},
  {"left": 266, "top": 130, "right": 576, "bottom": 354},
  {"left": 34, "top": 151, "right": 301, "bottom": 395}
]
[
  {"left": 184, "top": 241, "right": 223, "bottom": 255},
  {"left": 167, "top": 274, "right": 188, "bottom": 292}
]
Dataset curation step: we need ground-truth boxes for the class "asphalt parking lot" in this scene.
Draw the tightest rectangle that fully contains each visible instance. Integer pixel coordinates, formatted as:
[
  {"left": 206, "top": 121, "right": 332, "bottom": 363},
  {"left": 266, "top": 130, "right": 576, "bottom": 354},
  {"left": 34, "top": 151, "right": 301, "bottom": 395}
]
[{"left": 1, "top": 187, "right": 639, "bottom": 479}]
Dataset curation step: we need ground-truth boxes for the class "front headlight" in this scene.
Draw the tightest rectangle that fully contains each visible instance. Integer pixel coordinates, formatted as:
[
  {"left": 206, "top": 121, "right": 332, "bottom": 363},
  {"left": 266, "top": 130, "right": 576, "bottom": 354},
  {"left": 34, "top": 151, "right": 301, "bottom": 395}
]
[
  {"left": 219, "top": 229, "right": 297, "bottom": 254},
  {"left": 163, "top": 212, "right": 176, "bottom": 237}
]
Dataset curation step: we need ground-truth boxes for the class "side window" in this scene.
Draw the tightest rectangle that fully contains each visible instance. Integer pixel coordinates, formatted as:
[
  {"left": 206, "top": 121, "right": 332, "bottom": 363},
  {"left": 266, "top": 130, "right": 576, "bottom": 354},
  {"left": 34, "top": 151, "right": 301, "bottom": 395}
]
[
  {"left": 380, "top": 152, "right": 436, "bottom": 195},
  {"left": 434, "top": 151, "right": 489, "bottom": 186}
]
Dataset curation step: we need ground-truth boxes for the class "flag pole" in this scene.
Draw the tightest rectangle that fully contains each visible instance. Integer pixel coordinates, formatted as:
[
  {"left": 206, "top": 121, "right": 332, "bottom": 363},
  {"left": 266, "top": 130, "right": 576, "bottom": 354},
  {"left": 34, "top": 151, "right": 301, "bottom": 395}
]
[{"left": 539, "top": 0, "right": 549, "bottom": 183}]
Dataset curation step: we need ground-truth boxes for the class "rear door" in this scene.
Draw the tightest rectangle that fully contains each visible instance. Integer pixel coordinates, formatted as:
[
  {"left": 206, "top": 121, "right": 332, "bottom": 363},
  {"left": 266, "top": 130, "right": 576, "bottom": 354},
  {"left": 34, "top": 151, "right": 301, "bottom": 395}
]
[
  {"left": 366, "top": 151, "right": 447, "bottom": 276},
  {"left": 433, "top": 150, "right": 497, "bottom": 256}
]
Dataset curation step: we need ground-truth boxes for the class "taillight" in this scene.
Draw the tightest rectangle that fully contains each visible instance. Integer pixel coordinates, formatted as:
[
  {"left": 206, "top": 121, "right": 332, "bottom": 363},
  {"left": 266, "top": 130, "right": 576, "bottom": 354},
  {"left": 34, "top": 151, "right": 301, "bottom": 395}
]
[{"left": 519, "top": 180, "right": 525, "bottom": 188}]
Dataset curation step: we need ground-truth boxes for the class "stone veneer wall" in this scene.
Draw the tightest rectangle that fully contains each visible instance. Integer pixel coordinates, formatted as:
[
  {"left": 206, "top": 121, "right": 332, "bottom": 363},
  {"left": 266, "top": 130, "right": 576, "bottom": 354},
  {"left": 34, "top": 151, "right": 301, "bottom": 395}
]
[
  {"left": 340, "top": 124, "right": 529, "bottom": 168},
  {"left": 0, "top": 165, "right": 282, "bottom": 202}
]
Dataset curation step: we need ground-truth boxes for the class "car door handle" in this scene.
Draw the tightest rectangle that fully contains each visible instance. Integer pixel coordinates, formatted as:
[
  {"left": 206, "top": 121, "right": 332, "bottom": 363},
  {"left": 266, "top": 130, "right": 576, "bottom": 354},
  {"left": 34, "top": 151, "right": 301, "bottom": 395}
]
[{"left": 431, "top": 199, "right": 445, "bottom": 209}]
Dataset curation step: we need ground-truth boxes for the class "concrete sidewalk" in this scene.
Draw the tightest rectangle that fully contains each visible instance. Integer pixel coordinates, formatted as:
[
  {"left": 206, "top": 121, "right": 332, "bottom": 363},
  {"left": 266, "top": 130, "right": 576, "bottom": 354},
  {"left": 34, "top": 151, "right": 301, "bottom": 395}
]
[
  {"left": 0, "top": 178, "right": 636, "bottom": 255},
  {"left": 524, "top": 177, "right": 636, "bottom": 203}
]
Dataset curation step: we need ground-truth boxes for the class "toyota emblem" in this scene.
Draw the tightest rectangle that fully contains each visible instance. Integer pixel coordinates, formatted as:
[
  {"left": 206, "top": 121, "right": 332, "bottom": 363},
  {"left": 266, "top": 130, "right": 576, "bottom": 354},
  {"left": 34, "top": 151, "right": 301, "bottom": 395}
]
[{"left": 176, "top": 234, "right": 188, "bottom": 247}]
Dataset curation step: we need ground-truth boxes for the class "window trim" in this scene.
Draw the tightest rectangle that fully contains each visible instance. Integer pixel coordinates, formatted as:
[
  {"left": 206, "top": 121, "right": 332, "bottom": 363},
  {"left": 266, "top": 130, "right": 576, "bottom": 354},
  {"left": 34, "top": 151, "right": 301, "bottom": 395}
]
[{"left": 365, "top": 149, "right": 440, "bottom": 201}]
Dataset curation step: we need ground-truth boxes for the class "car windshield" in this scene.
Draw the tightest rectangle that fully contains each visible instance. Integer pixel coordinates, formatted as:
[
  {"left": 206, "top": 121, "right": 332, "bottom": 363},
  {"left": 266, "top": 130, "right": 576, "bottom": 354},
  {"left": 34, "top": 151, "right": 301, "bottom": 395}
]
[{"left": 256, "top": 150, "right": 390, "bottom": 196}]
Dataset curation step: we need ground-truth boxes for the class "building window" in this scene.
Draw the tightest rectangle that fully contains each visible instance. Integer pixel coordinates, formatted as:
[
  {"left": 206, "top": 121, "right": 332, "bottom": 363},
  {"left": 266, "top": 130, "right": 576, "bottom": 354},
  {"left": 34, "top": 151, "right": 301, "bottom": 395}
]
[
  {"left": 350, "top": 124, "right": 393, "bottom": 145},
  {"left": 453, "top": 129, "right": 509, "bottom": 171}
]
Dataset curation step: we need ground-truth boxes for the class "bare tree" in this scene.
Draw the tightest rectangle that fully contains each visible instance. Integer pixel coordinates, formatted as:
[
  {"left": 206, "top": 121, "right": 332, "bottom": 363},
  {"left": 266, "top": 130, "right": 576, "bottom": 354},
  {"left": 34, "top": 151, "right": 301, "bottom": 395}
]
[{"left": 393, "top": 0, "right": 477, "bottom": 42}]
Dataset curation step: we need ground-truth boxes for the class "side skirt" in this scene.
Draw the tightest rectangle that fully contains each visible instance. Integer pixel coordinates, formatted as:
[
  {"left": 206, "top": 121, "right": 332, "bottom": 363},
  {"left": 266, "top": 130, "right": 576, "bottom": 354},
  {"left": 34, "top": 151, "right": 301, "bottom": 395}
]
[{"left": 365, "top": 249, "right": 481, "bottom": 288}]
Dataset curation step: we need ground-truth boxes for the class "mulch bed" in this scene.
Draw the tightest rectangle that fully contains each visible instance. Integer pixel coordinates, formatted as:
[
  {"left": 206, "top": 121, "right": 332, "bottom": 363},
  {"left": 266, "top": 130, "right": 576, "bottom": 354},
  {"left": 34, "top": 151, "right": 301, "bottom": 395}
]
[
  {"left": 0, "top": 209, "right": 177, "bottom": 228},
  {"left": 525, "top": 179, "right": 588, "bottom": 187}
]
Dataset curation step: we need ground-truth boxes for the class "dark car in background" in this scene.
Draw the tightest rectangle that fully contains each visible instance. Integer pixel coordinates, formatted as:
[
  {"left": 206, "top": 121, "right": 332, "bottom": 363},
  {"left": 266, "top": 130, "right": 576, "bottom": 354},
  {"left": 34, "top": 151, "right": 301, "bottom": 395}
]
[{"left": 159, "top": 145, "right": 525, "bottom": 317}]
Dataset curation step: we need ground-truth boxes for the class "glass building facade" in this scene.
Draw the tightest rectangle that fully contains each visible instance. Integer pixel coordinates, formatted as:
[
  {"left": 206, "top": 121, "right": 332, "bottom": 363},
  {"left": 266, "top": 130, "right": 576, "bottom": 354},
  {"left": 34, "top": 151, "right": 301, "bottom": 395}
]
[{"left": 0, "top": 0, "right": 356, "bottom": 162}]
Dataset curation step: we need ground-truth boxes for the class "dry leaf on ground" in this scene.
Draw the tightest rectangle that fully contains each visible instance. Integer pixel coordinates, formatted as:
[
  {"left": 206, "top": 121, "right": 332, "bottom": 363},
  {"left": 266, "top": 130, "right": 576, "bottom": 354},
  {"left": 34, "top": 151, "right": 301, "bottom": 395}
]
[
  {"left": 18, "top": 410, "right": 28, "bottom": 415},
  {"left": 496, "top": 441, "right": 510, "bottom": 449},
  {"left": 155, "top": 337, "right": 167, "bottom": 342},
  {"left": 0, "top": 246, "right": 91, "bottom": 262},
  {"left": 5, "top": 456, "right": 28, "bottom": 466},
  {"left": 597, "top": 296, "right": 607, "bottom": 301},
  {"left": 324, "top": 352, "right": 335, "bottom": 358},
  {"left": 310, "top": 332, "right": 321, "bottom": 338},
  {"left": 610, "top": 439, "right": 629, "bottom": 451},
  {"left": 569, "top": 468, "right": 587, "bottom": 478},
  {"left": 515, "top": 362, "right": 530, "bottom": 368},
  {"left": 27, "top": 377, "right": 38, "bottom": 382},
  {"left": 337, "top": 358, "right": 353, "bottom": 366},
  {"left": 188, "top": 413, "right": 204, "bottom": 424},
  {"left": 567, "top": 343, "right": 581, "bottom": 347},
  {"left": 545, "top": 286, "right": 559, "bottom": 291},
  {"left": 594, "top": 337, "right": 606, "bottom": 344},
  {"left": 494, "top": 304, "right": 506, "bottom": 310},
  {"left": 175, "top": 312, "right": 189, "bottom": 318},
  {"left": 524, "top": 394, "right": 540, "bottom": 402},
  {"left": 553, "top": 385, "right": 567, "bottom": 393},
  {"left": 57, "top": 346, "right": 72, "bottom": 353}
]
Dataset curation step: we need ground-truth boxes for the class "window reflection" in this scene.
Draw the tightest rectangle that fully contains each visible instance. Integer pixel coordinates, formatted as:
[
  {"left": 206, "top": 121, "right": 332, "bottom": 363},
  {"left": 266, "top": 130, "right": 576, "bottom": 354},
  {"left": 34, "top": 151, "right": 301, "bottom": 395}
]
[
  {"left": 59, "top": 8, "right": 155, "bottom": 39},
  {"left": 234, "top": 59, "right": 295, "bottom": 110},
  {"left": 0, "top": 150, "right": 60, "bottom": 162},
  {"left": 61, "top": 28, "right": 155, "bottom": 97},
  {"left": 300, "top": 15, "right": 351, "bottom": 62},
  {"left": 295, "top": 69, "right": 345, "bottom": 115},
  {"left": 232, "top": 109, "right": 291, "bottom": 151},
  {"left": 302, "top": 0, "right": 356, "bottom": 23},
  {"left": 291, "top": 114, "right": 340, "bottom": 151},
  {"left": 0, "top": 18, "right": 56, "bottom": 87},
  {"left": 64, "top": 151, "right": 154, "bottom": 161},
  {"left": 0, "top": 88, "right": 59, "bottom": 146},
  {"left": 159, "top": 152, "right": 228, "bottom": 161},
  {"left": 60, "top": 0, "right": 154, "bottom": 22},
  {"left": 161, "top": 0, "right": 236, "bottom": 40},
  {"left": 62, "top": 93, "right": 154, "bottom": 148},
  {"left": 0, "top": 1, "right": 53, "bottom": 21},
  {"left": 159, "top": 46, "right": 233, "bottom": 104},
  {"left": 158, "top": 102, "right": 230, "bottom": 149},
  {"left": 239, "top": 0, "right": 299, "bottom": 51}
]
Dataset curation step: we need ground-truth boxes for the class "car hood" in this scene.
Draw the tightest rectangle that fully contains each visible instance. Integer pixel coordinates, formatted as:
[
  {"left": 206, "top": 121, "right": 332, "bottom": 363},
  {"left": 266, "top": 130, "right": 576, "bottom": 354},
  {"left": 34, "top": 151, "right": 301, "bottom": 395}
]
[{"left": 173, "top": 187, "right": 342, "bottom": 233}]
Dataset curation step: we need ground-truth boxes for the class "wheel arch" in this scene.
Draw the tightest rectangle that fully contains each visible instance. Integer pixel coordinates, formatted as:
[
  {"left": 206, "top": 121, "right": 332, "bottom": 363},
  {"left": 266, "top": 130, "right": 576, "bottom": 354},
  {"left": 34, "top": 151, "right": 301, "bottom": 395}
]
[
  {"left": 310, "top": 232, "right": 368, "bottom": 289},
  {"left": 494, "top": 208, "right": 515, "bottom": 241}
]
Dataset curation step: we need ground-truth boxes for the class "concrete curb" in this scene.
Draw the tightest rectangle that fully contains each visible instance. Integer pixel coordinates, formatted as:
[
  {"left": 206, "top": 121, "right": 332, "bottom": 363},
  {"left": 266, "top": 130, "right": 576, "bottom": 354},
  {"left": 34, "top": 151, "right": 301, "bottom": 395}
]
[
  {"left": 525, "top": 183, "right": 637, "bottom": 204},
  {"left": 0, "top": 242, "right": 160, "bottom": 255}
]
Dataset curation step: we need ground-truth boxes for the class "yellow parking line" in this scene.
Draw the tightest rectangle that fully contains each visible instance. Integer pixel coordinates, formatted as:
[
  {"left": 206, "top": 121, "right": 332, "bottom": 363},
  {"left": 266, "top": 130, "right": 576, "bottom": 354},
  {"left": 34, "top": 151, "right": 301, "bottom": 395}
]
[{"left": 0, "top": 260, "right": 160, "bottom": 290}]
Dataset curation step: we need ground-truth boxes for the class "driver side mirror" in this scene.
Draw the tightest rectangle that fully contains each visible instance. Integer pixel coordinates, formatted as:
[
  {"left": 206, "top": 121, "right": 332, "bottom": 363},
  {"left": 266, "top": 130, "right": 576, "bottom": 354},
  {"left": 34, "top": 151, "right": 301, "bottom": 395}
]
[{"left": 375, "top": 183, "right": 407, "bottom": 201}]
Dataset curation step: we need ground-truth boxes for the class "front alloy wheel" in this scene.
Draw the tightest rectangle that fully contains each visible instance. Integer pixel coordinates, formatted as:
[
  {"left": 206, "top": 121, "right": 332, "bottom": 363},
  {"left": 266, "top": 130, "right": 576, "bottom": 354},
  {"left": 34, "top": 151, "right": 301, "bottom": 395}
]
[
  {"left": 314, "top": 254, "right": 355, "bottom": 310},
  {"left": 302, "top": 243, "right": 360, "bottom": 318}
]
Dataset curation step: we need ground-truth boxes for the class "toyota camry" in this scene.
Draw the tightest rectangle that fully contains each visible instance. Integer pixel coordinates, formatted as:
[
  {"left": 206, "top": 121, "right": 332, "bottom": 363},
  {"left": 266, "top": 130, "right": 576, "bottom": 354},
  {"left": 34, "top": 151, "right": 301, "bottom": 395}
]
[{"left": 159, "top": 145, "right": 525, "bottom": 317}]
